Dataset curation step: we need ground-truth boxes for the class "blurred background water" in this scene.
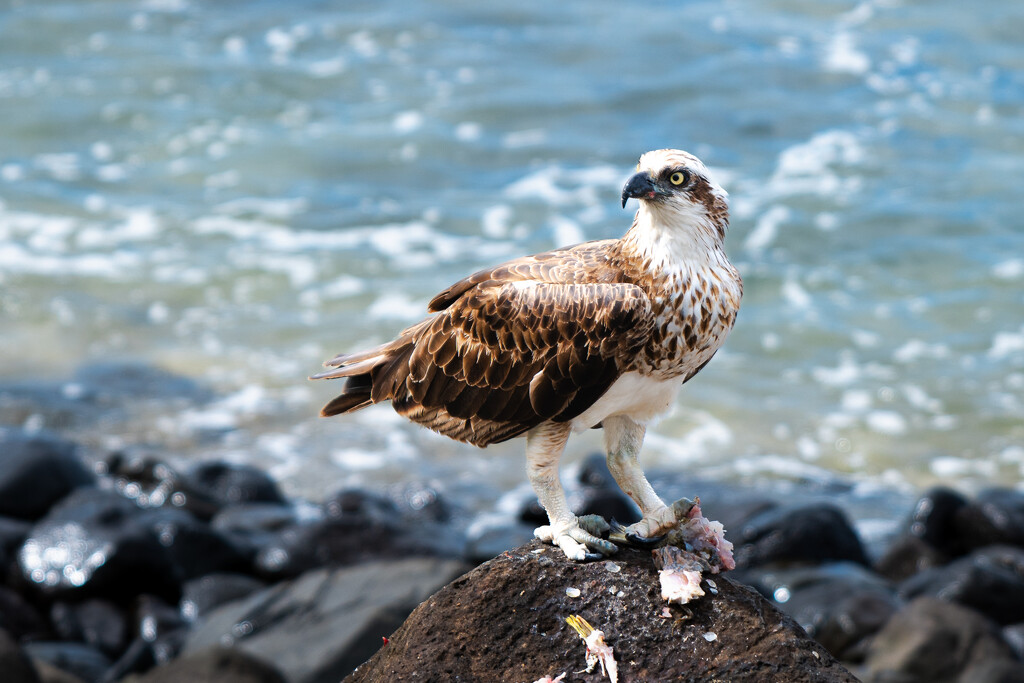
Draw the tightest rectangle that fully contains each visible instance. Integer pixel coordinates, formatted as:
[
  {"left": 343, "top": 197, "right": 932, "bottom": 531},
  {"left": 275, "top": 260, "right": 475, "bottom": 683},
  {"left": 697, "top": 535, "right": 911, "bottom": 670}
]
[{"left": 1, "top": 0, "right": 1022, "bottom": 519}]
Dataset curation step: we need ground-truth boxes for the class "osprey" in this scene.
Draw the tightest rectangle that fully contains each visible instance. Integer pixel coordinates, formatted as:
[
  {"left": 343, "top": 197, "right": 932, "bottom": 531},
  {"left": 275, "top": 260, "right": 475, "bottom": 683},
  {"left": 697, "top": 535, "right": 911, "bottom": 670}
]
[{"left": 313, "top": 149, "right": 742, "bottom": 561}]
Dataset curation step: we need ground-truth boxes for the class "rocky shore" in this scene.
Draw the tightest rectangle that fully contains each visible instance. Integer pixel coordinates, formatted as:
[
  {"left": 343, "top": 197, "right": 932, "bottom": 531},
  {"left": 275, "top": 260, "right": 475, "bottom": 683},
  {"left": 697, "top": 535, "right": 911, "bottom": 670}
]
[{"left": 2, "top": 364, "right": 1024, "bottom": 682}]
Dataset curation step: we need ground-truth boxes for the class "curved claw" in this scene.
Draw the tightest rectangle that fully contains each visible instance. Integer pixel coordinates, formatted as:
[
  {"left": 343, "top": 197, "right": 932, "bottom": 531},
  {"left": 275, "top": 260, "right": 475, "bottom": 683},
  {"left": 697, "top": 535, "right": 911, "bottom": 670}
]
[
  {"left": 582, "top": 551, "right": 605, "bottom": 561},
  {"left": 624, "top": 530, "right": 666, "bottom": 547}
]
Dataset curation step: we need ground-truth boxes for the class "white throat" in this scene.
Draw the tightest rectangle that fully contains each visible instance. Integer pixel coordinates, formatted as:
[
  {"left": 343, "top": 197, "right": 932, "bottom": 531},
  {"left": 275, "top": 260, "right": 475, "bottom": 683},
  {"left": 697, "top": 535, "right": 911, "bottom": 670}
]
[{"left": 623, "top": 202, "right": 727, "bottom": 273}]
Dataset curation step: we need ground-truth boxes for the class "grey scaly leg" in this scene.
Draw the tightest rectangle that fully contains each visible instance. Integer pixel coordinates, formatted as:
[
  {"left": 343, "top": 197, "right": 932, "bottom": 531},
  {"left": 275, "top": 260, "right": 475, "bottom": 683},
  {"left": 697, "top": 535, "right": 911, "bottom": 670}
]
[
  {"left": 527, "top": 422, "right": 617, "bottom": 560},
  {"left": 604, "top": 415, "right": 689, "bottom": 545}
]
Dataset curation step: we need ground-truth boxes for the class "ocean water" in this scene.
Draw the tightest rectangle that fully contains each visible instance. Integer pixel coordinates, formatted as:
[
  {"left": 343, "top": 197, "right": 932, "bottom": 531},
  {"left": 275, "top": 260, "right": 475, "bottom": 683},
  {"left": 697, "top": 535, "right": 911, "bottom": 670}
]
[{"left": 2, "top": 0, "right": 1022, "bottom": 520}]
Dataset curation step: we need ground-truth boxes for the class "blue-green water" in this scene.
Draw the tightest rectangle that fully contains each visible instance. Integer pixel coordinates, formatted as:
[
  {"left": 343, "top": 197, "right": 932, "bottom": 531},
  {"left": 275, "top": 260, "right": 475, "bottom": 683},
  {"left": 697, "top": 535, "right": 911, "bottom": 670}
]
[{"left": 1, "top": 0, "right": 1022, "bottom": 521}]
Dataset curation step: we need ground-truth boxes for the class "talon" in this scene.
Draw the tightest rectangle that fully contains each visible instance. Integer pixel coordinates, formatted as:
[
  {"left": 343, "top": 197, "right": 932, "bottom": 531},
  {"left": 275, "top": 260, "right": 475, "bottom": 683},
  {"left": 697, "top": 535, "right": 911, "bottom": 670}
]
[
  {"left": 582, "top": 551, "right": 605, "bottom": 561},
  {"left": 624, "top": 531, "right": 666, "bottom": 547}
]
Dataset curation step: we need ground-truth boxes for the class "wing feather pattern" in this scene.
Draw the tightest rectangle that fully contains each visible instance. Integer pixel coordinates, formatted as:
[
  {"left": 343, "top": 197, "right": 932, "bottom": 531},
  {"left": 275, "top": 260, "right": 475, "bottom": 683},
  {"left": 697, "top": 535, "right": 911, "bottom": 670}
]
[{"left": 314, "top": 242, "right": 654, "bottom": 446}]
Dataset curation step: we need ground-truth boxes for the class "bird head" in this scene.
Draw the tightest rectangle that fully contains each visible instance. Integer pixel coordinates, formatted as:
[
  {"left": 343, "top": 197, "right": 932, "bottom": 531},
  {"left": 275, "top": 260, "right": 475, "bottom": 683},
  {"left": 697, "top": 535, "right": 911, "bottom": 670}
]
[{"left": 621, "top": 149, "right": 729, "bottom": 239}]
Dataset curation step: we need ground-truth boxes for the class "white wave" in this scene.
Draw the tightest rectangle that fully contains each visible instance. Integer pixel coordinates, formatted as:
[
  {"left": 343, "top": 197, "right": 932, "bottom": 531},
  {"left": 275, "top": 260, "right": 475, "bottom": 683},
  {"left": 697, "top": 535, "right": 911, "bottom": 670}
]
[
  {"left": 865, "top": 411, "right": 907, "bottom": 436},
  {"left": 823, "top": 32, "right": 870, "bottom": 75},
  {"left": 744, "top": 204, "right": 789, "bottom": 253},
  {"left": 393, "top": 110, "right": 424, "bottom": 134},
  {"left": 989, "top": 325, "right": 1024, "bottom": 359}
]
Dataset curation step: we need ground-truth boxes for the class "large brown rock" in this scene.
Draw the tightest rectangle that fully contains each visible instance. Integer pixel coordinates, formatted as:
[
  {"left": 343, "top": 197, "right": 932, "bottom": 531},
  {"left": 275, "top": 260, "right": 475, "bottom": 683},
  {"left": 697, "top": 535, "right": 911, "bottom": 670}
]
[{"left": 347, "top": 540, "right": 858, "bottom": 682}]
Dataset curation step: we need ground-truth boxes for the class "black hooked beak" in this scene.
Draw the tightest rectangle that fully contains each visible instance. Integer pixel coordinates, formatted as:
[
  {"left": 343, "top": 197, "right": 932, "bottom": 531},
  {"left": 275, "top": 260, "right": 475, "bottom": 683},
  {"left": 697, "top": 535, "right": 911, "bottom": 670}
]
[{"left": 620, "top": 171, "right": 657, "bottom": 208}]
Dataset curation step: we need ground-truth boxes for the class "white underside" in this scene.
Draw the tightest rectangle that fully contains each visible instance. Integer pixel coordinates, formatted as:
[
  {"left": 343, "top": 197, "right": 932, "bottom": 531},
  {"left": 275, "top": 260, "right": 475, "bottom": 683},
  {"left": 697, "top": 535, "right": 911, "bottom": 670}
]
[{"left": 569, "top": 372, "right": 682, "bottom": 431}]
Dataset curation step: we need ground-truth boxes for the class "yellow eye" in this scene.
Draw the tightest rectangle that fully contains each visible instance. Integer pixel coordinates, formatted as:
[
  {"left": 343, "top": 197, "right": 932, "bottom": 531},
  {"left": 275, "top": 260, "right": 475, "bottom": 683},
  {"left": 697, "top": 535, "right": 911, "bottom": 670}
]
[{"left": 670, "top": 171, "right": 688, "bottom": 186}]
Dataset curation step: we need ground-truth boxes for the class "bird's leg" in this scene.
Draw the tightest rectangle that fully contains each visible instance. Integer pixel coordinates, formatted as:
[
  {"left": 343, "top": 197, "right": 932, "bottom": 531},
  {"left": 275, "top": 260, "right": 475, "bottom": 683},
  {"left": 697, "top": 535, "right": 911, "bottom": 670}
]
[
  {"left": 527, "top": 422, "right": 618, "bottom": 561},
  {"left": 603, "top": 416, "right": 687, "bottom": 545}
]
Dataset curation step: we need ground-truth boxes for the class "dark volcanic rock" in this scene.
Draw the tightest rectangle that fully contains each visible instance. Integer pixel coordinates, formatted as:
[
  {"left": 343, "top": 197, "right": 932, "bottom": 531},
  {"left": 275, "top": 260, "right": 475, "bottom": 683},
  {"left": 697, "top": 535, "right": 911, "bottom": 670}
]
[
  {"left": 0, "top": 586, "right": 48, "bottom": 640},
  {"left": 21, "top": 641, "right": 111, "bottom": 683},
  {"left": 732, "top": 503, "right": 869, "bottom": 568},
  {"left": 253, "top": 490, "right": 461, "bottom": 578},
  {"left": 863, "top": 597, "right": 1016, "bottom": 683},
  {"left": 18, "top": 488, "right": 181, "bottom": 601},
  {"left": 0, "top": 429, "right": 95, "bottom": 520},
  {"left": 952, "top": 488, "right": 1024, "bottom": 552},
  {"left": 905, "top": 486, "right": 969, "bottom": 554},
  {"left": 1003, "top": 622, "right": 1024, "bottom": 661},
  {"left": 898, "top": 545, "right": 1024, "bottom": 625},
  {"left": 0, "top": 628, "right": 42, "bottom": 683},
  {"left": 0, "top": 515, "right": 32, "bottom": 573},
  {"left": 181, "top": 573, "right": 268, "bottom": 623},
  {"left": 18, "top": 488, "right": 249, "bottom": 601},
  {"left": 121, "top": 647, "right": 285, "bottom": 683},
  {"left": 180, "top": 462, "right": 286, "bottom": 515},
  {"left": 50, "top": 599, "right": 127, "bottom": 658},
  {"left": 185, "top": 558, "right": 468, "bottom": 683},
  {"left": 348, "top": 540, "right": 858, "bottom": 683},
  {"left": 737, "top": 561, "right": 900, "bottom": 661},
  {"left": 100, "top": 455, "right": 182, "bottom": 512},
  {"left": 875, "top": 534, "right": 951, "bottom": 581}
]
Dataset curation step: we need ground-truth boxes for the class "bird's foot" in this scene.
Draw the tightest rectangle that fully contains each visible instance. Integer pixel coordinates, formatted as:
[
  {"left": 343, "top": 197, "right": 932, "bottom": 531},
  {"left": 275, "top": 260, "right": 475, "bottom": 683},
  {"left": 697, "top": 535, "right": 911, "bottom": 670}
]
[
  {"left": 610, "top": 497, "right": 697, "bottom": 548},
  {"left": 534, "top": 515, "right": 618, "bottom": 561}
]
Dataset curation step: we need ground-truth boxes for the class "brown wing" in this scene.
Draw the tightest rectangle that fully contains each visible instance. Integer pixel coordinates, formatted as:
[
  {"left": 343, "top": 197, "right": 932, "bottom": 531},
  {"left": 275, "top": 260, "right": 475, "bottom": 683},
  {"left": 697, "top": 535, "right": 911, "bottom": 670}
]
[{"left": 314, "top": 242, "right": 654, "bottom": 446}]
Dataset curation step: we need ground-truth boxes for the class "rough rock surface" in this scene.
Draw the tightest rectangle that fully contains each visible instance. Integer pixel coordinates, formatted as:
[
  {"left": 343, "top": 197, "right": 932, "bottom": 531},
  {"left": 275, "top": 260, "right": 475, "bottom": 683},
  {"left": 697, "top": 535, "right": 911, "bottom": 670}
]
[
  {"left": 122, "top": 647, "right": 285, "bottom": 683},
  {"left": 863, "top": 597, "right": 1018, "bottom": 683},
  {"left": 348, "top": 540, "right": 858, "bottom": 682},
  {"left": 185, "top": 558, "right": 468, "bottom": 683}
]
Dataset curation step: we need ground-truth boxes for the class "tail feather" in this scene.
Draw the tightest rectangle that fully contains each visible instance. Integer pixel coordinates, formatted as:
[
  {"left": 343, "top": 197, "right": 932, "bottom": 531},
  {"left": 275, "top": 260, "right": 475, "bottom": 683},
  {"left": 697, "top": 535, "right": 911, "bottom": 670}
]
[
  {"left": 309, "top": 356, "right": 383, "bottom": 380},
  {"left": 320, "top": 387, "right": 373, "bottom": 417}
]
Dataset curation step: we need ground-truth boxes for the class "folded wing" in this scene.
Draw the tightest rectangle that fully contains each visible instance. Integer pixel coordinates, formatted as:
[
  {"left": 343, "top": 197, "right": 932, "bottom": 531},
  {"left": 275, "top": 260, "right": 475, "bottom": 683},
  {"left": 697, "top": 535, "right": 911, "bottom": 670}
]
[{"left": 315, "top": 252, "right": 654, "bottom": 446}]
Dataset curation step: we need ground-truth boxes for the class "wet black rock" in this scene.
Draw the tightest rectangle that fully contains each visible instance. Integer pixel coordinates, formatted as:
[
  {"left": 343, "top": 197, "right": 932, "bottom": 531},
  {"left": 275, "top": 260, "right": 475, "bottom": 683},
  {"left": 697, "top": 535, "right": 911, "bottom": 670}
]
[
  {"left": 383, "top": 481, "right": 451, "bottom": 523},
  {"left": 904, "top": 486, "right": 968, "bottom": 555},
  {"left": 1002, "top": 623, "right": 1024, "bottom": 661},
  {"left": 184, "top": 559, "right": 468, "bottom": 683},
  {"left": 180, "top": 462, "right": 286, "bottom": 517},
  {"left": 863, "top": 597, "right": 1017, "bottom": 683},
  {"left": 737, "top": 562, "right": 900, "bottom": 662},
  {"left": 898, "top": 545, "right": 1024, "bottom": 626},
  {"left": 252, "top": 513, "right": 460, "bottom": 579},
  {"left": 0, "top": 515, "right": 32, "bottom": 575},
  {"left": 18, "top": 488, "right": 249, "bottom": 602},
  {"left": 50, "top": 600, "right": 126, "bottom": 658},
  {"left": 957, "top": 658, "right": 1024, "bottom": 683},
  {"left": 212, "top": 502, "right": 302, "bottom": 537},
  {"left": 181, "top": 574, "right": 268, "bottom": 623},
  {"left": 252, "top": 489, "right": 462, "bottom": 578},
  {"left": 121, "top": 647, "right": 285, "bottom": 683},
  {"left": 0, "top": 588, "right": 47, "bottom": 644},
  {"left": 99, "top": 455, "right": 182, "bottom": 512},
  {"left": 875, "top": 534, "right": 951, "bottom": 581},
  {"left": 22, "top": 641, "right": 111, "bottom": 683},
  {"left": 0, "top": 429, "right": 95, "bottom": 520},
  {"left": 100, "top": 595, "right": 190, "bottom": 680},
  {"left": 952, "top": 488, "right": 1024, "bottom": 553},
  {"left": 0, "top": 628, "right": 41, "bottom": 683},
  {"left": 148, "top": 509, "right": 253, "bottom": 581},
  {"left": 732, "top": 503, "right": 869, "bottom": 568}
]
